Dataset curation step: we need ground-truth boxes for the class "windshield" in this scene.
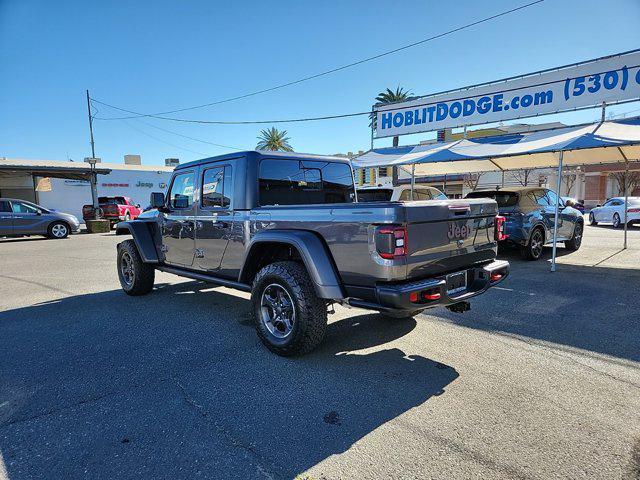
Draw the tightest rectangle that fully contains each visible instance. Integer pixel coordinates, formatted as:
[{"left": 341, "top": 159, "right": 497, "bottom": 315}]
[
  {"left": 466, "top": 191, "right": 519, "bottom": 208},
  {"left": 357, "top": 189, "right": 393, "bottom": 202},
  {"left": 98, "top": 197, "right": 126, "bottom": 205},
  {"left": 628, "top": 198, "right": 640, "bottom": 206}
]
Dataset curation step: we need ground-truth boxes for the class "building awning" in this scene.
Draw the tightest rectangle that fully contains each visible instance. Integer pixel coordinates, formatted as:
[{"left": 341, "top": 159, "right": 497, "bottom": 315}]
[
  {"left": 0, "top": 158, "right": 111, "bottom": 180},
  {"left": 353, "top": 117, "right": 640, "bottom": 176}
]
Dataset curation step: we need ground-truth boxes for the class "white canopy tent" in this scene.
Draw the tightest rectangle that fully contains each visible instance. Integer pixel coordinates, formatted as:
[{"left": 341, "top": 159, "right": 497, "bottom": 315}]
[{"left": 353, "top": 117, "right": 640, "bottom": 271}]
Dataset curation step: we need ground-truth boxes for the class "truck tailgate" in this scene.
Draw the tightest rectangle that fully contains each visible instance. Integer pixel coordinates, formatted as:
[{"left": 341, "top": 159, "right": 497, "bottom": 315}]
[{"left": 403, "top": 199, "right": 499, "bottom": 279}]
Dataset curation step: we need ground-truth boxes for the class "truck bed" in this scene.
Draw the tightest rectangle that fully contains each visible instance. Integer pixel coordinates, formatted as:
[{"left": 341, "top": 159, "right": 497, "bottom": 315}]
[{"left": 255, "top": 197, "right": 499, "bottom": 288}]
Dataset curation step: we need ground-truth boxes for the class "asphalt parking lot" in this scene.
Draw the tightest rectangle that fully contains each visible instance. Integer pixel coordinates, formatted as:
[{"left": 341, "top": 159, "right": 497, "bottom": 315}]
[{"left": 1, "top": 224, "right": 639, "bottom": 480}]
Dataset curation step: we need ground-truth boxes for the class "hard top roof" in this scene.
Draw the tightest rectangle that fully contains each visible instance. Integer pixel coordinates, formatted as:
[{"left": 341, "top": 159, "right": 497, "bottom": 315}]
[{"left": 176, "top": 150, "right": 352, "bottom": 170}]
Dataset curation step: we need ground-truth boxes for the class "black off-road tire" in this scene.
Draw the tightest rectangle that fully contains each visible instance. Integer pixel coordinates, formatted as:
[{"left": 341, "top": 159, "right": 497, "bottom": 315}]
[
  {"left": 565, "top": 221, "right": 583, "bottom": 251},
  {"left": 251, "top": 261, "right": 327, "bottom": 356},
  {"left": 117, "top": 239, "right": 155, "bottom": 296},
  {"left": 521, "top": 227, "right": 545, "bottom": 261},
  {"left": 589, "top": 212, "right": 598, "bottom": 225}
]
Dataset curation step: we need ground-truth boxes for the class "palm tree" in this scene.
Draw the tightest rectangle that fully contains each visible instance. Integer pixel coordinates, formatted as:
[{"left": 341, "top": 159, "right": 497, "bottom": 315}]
[
  {"left": 372, "top": 86, "right": 413, "bottom": 147},
  {"left": 256, "top": 127, "right": 293, "bottom": 151}
]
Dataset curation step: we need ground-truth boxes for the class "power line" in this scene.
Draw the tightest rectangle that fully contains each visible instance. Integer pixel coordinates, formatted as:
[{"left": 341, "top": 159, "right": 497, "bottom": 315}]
[
  {"left": 133, "top": 118, "right": 245, "bottom": 151},
  {"left": 91, "top": 0, "right": 544, "bottom": 120},
  {"left": 92, "top": 101, "right": 370, "bottom": 124},
  {"left": 120, "top": 120, "right": 208, "bottom": 156},
  {"left": 92, "top": 61, "right": 640, "bottom": 126}
]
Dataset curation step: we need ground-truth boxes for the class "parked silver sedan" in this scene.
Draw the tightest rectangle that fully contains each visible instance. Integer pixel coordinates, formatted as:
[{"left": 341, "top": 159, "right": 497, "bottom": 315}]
[
  {"left": 589, "top": 196, "right": 640, "bottom": 228},
  {"left": 0, "top": 198, "right": 80, "bottom": 239}
]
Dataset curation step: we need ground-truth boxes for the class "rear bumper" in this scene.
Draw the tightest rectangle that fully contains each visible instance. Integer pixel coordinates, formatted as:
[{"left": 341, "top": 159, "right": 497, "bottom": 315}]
[{"left": 348, "top": 260, "right": 509, "bottom": 313}]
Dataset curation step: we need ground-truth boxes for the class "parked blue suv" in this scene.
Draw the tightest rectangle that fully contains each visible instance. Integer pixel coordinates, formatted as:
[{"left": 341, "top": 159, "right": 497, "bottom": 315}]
[{"left": 465, "top": 187, "right": 584, "bottom": 260}]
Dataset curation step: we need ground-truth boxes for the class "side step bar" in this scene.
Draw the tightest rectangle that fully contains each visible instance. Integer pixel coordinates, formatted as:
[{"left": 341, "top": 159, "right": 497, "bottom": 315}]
[{"left": 156, "top": 266, "right": 252, "bottom": 292}]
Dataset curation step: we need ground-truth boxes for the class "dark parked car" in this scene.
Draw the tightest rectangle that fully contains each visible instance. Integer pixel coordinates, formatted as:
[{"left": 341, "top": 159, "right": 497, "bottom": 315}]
[
  {"left": 0, "top": 198, "right": 80, "bottom": 239},
  {"left": 562, "top": 197, "right": 585, "bottom": 213},
  {"left": 465, "top": 187, "right": 584, "bottom": 260},
  {"left": 115, "top": 151, "right": 509, "bottom": 356}
]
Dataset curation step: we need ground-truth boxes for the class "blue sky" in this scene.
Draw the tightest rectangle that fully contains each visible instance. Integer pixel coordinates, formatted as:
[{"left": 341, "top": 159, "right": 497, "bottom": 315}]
[{"left": 1, "top": 0, "right": 639, "bottom": 166}]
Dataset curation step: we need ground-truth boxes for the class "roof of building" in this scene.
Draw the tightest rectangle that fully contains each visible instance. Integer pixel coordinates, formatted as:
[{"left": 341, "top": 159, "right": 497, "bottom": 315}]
[{"left": 0, "top": 157, "right": 174, "bottom": 173}]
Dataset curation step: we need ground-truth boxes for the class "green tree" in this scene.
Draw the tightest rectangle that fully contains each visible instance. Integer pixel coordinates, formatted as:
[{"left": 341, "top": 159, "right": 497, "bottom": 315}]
[
  {"left": 372, "top": 86, "right": 413, "bottom": 147},
  {"left": 256, "top": 127, "right": 293, "bottom": 151}
]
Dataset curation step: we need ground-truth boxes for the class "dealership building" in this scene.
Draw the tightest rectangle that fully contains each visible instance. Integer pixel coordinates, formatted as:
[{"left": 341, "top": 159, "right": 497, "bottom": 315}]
[{"left": 0, "top": 156, "right": 175, "bottom": 221}]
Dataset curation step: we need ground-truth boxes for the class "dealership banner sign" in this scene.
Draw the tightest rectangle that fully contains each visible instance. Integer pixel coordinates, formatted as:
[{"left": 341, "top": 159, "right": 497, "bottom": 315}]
[{"left": 374, "top": 50, "right": 640, "bottom": 138}]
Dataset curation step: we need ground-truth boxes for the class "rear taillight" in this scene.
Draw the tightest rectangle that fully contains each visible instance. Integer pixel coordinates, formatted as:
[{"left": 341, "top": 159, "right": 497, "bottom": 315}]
[
  {"left": 494, "top": 215, "right": 508, "bottom": 241},
  {"left": 375, "top": 225, "right": 408, "bottom": 260},
  {"left": 628, "top": 208, "right": 640, "bottom": 213}
]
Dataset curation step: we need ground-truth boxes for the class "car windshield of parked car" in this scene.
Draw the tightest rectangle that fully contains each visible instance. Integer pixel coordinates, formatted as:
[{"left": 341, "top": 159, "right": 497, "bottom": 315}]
[
  {"left": 398, "top": 188, "right": 448, "bottom": 201},
  {"left": 357, "top": 189, "right": 393, "bottom": 202},
  {"left": 627, "top": 198, "right": 640, "bottom": 206},
  {"left": 466, "top": 191, "right": 519, "bottom": 207},
  {"left": 259, "top": 159, "right": 355, "bottom": 206},
  {"left": 98, "top": 197, "right": 124, "bottom": 205}
]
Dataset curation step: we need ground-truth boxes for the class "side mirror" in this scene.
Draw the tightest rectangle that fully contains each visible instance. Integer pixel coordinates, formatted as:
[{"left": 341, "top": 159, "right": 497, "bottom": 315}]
[{"left": 150, "top": 192, "right": 165, "bottom": 209}]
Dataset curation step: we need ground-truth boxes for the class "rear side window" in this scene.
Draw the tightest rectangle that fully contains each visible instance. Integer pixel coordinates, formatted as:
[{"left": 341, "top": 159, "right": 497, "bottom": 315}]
[
  {"left": 11, "top": 202, "right": 39, "bottom": 214},
  {"left": 466, "top": 191, "right": 519, "bottom": 207},
  {"left": 0, "top": 200, "right": 10, "bottom": 212},
  {"left": 259, "top": 159, "right": 355, "bottom": 206},
  {"left": 529, "top": 190, "right": 550, "bottom": 206},
  {"left": 169, "top": 172, "right": 195, "bottom": 209},
  {"left": 202, "top": 165, "right": 232, "bottom": 208}
]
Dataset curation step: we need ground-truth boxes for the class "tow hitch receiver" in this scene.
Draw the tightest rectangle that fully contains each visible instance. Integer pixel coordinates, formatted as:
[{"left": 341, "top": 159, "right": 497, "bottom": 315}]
[{"left": 447, "top": 301, "right": 471, "bottom": 313}]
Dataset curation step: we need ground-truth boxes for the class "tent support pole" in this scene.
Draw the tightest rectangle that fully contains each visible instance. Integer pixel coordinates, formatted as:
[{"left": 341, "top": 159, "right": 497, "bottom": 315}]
[
  {"left": 551, "top": 150, "right": 564, "bottom": 272},
  {"left": 617, "top": 147, "right": 630, "bottom": 250},
  {"left": 624, "top": 159, "right": 629, "bottom": 250},
  {"left": 410, "top": 164, "right": 416, "bottom": 200},
  {"left": 488, "top": 159, "right": 504, "bottom": 187}
]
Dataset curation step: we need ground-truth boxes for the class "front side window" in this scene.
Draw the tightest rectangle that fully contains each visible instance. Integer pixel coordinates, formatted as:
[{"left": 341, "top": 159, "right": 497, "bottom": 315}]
[
  {"left": 11, "top": 202, "right": 39, "bottom": 214},
  {"left": 169, "top": 172, "right": 195, "bottom": 209},
  {"left": 545, "top": 190, "right": 561, "bottom": 206},
  {"left": 202, "top": 166, "right": 232, "bottom": 208},
  {"left": 259, "top": 159, "right": 355, "bottom": 206}
]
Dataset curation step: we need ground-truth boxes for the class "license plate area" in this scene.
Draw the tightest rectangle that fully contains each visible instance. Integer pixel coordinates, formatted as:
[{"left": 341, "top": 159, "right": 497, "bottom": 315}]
[{"left": 446, "top": 271, "right": 467, "bottom": 295}]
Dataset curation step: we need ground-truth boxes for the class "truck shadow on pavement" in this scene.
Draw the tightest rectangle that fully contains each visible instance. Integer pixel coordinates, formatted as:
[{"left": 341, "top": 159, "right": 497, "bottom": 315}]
[
  {"left": 0, "top": 281, "right": 458, "bottom": 479},
  {"left": 430, "top": 250, "right": 640, "bottom": 364}
]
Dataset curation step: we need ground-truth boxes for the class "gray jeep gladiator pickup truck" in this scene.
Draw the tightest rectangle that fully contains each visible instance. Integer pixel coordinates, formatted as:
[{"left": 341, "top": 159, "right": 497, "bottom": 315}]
[{"left": 115, "top": 151, "right": 509, "bottom": 356}]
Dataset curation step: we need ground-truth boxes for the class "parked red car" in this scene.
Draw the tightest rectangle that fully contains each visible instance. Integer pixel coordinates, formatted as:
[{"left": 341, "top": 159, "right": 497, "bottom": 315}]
[{"left": 83, "top": 196, "right": 142, "bottom": 226}]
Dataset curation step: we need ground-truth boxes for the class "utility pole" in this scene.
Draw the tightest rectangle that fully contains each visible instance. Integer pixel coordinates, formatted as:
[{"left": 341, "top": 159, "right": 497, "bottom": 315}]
[
  {"left": 85, "top": 90, "right": 99, "bottom": 218},
  {"left": 86, "top": 90, "right": 96, "bottom": 158}
]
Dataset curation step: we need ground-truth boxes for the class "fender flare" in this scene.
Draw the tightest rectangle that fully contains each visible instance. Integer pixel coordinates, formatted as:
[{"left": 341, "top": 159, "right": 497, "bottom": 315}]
[
  {"left": 115, "top": 221, "right": 160, "bottom": 263},
  {"left": 241, "top": 230, "right": 345, "bottom": 300}
]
